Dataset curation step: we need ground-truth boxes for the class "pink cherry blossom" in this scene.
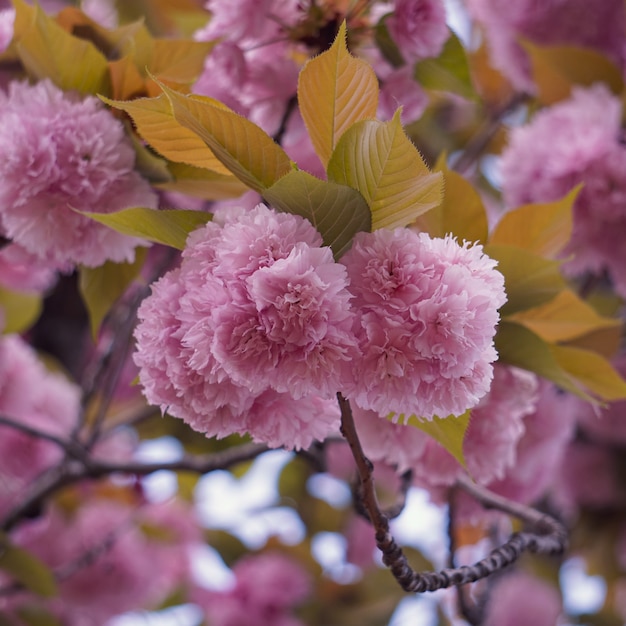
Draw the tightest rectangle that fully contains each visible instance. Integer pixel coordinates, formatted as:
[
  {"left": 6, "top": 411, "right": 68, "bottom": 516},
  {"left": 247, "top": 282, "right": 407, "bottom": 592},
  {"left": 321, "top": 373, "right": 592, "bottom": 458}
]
[
  {"left": 134, "top": 205, "right": 353, "bottom": 449},
  {"left": 133, "top": 268, "right": 255, "bottom": 440},
  {"left": 0, "top": 79, "right": 157, "bottom": 270},
  {"left": 80, "top": 0, "right": 117, "bottom": 28},
  {"left": 0, "top": 8, "right": 14, "bottom": 53},
  {"left": 487, "top": 382, "right": 577, "bottom": 507},
  {"left": 245, "top": 390, "right": 340, "bottom": 450},
  {"left": 353, "top": 364, "right": 536, "bottom": 487},
  {"left": 500, "top": 84, "right": 626, "bottom": 296},
  {"left": 340, "top": 228, "right": 506, "bottom": 420},
  {"left": 465, "top": 0, "right": 625, "bottom": 92},
  {"left": 378, "top": 65, "right": 428, "bottom": 124},
  {"left": 386, "top": 0, "right": 449, "bottom": 63},
  {"left": 194, "top": 551, "right": 311, "bottom": 626},
  {"left": 10, "top": 498, "right": 200, "bottom": 625},
  {"left": 0, "top": 334, "right": 80, "bottom": 518},
  {"left": 212, "top": 244, "right": 357, "bottom": 398},
  {"left": 483, "top": 571, "right": 563, "bottom": 626},
  {"left": 573, "top": 354, "right": 626, "bottom": 445},
  {"left": 0, "top": 242, "right": 57, "bottom": 292}
]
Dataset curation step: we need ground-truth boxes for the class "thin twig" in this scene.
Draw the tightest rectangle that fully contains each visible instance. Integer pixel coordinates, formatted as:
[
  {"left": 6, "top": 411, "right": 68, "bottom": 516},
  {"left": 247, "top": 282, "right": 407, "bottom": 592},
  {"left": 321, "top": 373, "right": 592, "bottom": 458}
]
[
  {"left": 450, "top": 94, "right": 528, "bottom": 176},
  {"left": 272, "top": 95, "right": 297, "bottom": 145},
  {"left": 0, "top": 415, "right": 88, "bottom": 461},
  {"left": 0, "top": 442, "right": 268, "bottom": 532},
  {"left": 337, "top": 393, "right": 568, "bottom": 593},
  {"left": 448, "top": 487, "right": 483, "bottom": 625}
]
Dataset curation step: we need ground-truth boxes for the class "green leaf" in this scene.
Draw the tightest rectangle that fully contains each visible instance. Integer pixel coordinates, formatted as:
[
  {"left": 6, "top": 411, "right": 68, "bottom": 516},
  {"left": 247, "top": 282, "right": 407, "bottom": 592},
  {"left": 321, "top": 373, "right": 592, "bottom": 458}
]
[
  {"left": 79, "top": 207, "right": 211, "bottom": 250},
  {"left": 159, "top": 82, "right": 293, "bottom": 193},
  {"left": 390, "top": 411, "right": 471, "bottom": 469},
  {"left": 263, "top": 169, "right": 371, "bottom": 258},
  {"left": 413, "top": 153, "right": 488, "bottom": 243},
  {"left": 0, "top": 534, "right": 57, "bottom": 598},
  {"left": 327, "top": 110, "right": 443, "bottom": 230},
  {"left": 550, "top": 344, "right": 626, "bottom": 402},
  {"left": 156, "top": 162, "right": 249, "bottom": 200},
  {"left": 102, "top": 94, "right": 232, "bottom": 174},
  {"left": 374, "top": 14, "right": 404, "bottom": 68},
  {"left": 128, "top": 131, "right": 173, "bottom": 184},
  {"left": 0, "top": 286, "right": 42, "bottom": 334},
  {"left": 14, "top": 2, "right": 110, "bottom": 95},
  {"left": 298, "top": 21, "right": 379, "bottom": 168},
  {"left": 507, "top": 289, "right": 621, "bottom": 343},
  {"left": 414, "top": 31, "right": 476, "bottom": 100},
  {"left": 522, "top": 40, "right": 624, "bottom": 105},
  {"left": 495, "top": 321, "right": 595, "bottom": 401},
  {"left": 79, "top": 249, "right": 147, "bottom": 340},
  {"left": 489, "top": 186, "right": 580, "bottom": 258},
  {"left": 484, "top": 244, "right": 566, "bottom": 316}
]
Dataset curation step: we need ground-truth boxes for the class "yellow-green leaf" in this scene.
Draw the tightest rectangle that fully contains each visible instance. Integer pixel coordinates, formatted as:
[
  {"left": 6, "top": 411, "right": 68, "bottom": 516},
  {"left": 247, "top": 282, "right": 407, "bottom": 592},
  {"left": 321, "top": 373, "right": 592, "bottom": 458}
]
[
  {"left": 14, "top": 3, "right": 110, "bottom": 95},
  {"left": 79, "top": 249, "right": 147, "bottom": 340},
  {"left": 108, "top": 55, "right": 146, "bottom": 101},
  {"left": 160, "top": 82, "right": 293, "bottom": 193},
  {"left": 484, "top": 244, "right": 566, "bottom": 316},
  {"left": 413, "top": 153, "right": 487, "bottom": 242},
  {"left": 507, "top": 289, "right": 621, "bottom": 343},
  {"left": 80, "top": 207, "right": 211, "bottom": 250},
  {"left": 415, "top": 31, "right": 476, "bottom": 100},
  {"left": 550, "top": 344, "right": 626, "bottom": 402},
  {"left": 156, "top": 162, "right": 249, "bottom": 200},
  {"left": 489, "top": 186, "right": 580, "bottom": 258},
  {"left": 522, "top": 40, "right": 624, "bottom": 105},
  {"left": 149, "top": 38, "right": 215, "bottom": 84},
  {"left": 0, "top": 286, "right": 42, "bottom": 334},
  {"left": 102, "top": 94, "right": 231, "bottom": 175},
  {"left": 391, "top": 411, "right": 471, "bottom": 468},
  {"left": 129, "top": 132, "right": 173, "bottom": 184},
  {"left": 263, "top": 169, "right": 371, "bottom": 258},
  {"left": 327, "top": 110, "right": 443, "bottom": 230},
  {"left": 495, "top": 321, "right": 594, "bottom": 401},
  {"left": 298, "top": 21, "right": 379, "bottom": 169},
  {"left": 0, "top": 534, "right": 57, "bottom": 598}
]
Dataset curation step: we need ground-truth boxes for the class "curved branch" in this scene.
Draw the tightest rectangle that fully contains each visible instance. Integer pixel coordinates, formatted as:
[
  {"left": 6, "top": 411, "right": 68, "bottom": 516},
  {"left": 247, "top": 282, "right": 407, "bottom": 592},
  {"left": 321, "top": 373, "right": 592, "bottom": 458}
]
[
  {"left": 0, "top": 442, "right": 268, "bottom": 532},
  {"left": 337, "top": 393, "right": 568, "bottom": 594},
  {"left": 0, "top": 415, "right": 88, "bottom": 461}
]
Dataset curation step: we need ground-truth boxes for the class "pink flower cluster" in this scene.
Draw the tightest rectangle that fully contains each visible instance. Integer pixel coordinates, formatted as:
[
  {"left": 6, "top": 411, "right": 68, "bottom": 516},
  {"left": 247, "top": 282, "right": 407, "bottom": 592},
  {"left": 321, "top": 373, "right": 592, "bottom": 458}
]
[
  {"left": 193, "top": 551, "right": 311, "bottom": 626},
  {"left": 6, "top": 498, "right": 200, "bottom": 625},
  {"left": 341, "top": 229, "right": 506, "bottom": 419},
  {"left": 0, "top": 334, "right": 80, "bottom": 518},
  {"left": 353, "top": 364, "right": 537, "bottom": 483},
  {"left": 386, "top": 0, "right": 449, "bottom": 64},
  {"left": 134, "top": 204, "right": 351, "bottom": 449},
  {"left": 482, "top": 571, "right": 563, "bottom": 626},
  {"left": 350, "top": 366, "right": 577, "bottom": 519},
  {"left": 135, "top": 207, "right": 507, "bottom": 450},
  {"left": 466, "top": 0, "right": 625, "bottom": 92},
  {"left": 0, "top": 79, "right": 157, "bottom": 271},
  {"left": 500, "top": 84, "right": 626, "bottom": 295}
]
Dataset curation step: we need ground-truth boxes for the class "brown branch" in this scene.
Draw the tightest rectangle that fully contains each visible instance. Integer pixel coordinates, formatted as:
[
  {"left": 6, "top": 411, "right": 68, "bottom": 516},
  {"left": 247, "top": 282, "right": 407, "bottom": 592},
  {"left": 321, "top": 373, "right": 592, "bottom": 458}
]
[
  {"left": 337, "top": 393, "right": 568, "bottom": 594},
  {"left": 0, "top": 415, "right": 88, "bottom": 461},
  {"left": 0, "top": 442, "right": 268, "bottom": 532}
]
